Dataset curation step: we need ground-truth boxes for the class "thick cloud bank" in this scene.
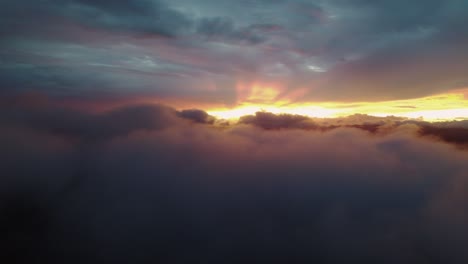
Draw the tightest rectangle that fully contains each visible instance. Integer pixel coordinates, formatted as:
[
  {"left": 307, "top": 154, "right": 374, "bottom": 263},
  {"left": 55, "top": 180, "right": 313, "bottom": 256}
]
[{"left": 1, "top": 103, "right": 468, "bottom": 263}]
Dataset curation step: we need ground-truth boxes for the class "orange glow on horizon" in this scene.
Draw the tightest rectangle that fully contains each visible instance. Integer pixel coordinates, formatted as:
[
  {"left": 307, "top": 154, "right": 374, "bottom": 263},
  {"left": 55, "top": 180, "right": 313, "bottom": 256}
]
[{"left": 206, "top": 88, "right": 468, "bottom": 122}]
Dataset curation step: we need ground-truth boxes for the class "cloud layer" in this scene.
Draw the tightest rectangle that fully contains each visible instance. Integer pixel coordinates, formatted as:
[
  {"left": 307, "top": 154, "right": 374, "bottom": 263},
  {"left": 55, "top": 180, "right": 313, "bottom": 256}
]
[{"left": 2, "top": 102, "right": 468, "bottom": 263}]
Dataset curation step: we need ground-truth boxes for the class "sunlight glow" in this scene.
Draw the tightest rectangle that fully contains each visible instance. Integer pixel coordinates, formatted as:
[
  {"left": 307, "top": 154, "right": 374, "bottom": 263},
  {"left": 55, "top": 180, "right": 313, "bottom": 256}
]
[
  {"left": 209, "top": 104, "right": 341, "bottom": 120},
  {"left": 207, "top": 88, "right": 468, "bottom": 122}
]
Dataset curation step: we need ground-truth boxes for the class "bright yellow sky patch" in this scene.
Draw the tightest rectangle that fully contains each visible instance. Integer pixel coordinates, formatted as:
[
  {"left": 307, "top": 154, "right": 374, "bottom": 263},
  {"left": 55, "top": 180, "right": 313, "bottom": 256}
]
[{"left": 207, "top": 88, "right": 468, "bottom": 122}]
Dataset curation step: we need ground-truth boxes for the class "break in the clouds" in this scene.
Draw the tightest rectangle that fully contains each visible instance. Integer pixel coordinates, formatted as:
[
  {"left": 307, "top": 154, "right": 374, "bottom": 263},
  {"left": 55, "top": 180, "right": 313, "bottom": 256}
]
[
  {"left": 2, "top": 102, "right": 468, "bottom": 263},
  {"left": 1, "top": 0, "right": 468, "bottom": 103}
]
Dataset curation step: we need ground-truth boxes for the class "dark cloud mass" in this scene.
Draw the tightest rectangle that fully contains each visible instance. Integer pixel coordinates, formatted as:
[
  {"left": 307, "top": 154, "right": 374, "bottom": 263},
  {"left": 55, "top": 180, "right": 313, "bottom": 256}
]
[
  {"left": 2, "top": 102, "right": 468, "bottom": 263},
  {"left": 178, "top": 109, "right": 216, "bottom": 124}
]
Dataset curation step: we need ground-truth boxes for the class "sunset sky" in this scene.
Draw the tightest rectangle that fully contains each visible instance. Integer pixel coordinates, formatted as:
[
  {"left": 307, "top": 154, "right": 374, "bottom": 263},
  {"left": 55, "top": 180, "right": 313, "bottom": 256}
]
[
  {"left": 2, "top": 0, "right": 468, "bottom": 120},
  {"left": 2, "top": 1, "right": 468, "bottom": 263}
]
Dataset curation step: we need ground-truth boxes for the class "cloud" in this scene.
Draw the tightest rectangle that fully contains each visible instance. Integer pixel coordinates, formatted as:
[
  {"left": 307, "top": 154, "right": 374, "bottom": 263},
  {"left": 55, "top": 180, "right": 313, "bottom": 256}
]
[
  {"left": 239, "top": 111, "right": 317, "bottom": 130},
  {"left": 420, "top": 125, "right": 468, "bottom": 147},
  {"left": 0, "top": 103, "right": 180, "bottom": 141},
  {"left": 0, "top": 0, "right": 193, "bottom": 38},
  {"left": 178, "top": 109, "right": 215, "bottom": 124},
  {"left": 2, "top": 103, "right": 468, "bottom": 263},
  {"left": 196, "top": 17, "right": 267, "bottom": 44},
  {"left": 2, "top": 0, "right": 468, "bottom": 103},
  {"left": 239, "top": 111, "right": 468, "bottom": 148}
]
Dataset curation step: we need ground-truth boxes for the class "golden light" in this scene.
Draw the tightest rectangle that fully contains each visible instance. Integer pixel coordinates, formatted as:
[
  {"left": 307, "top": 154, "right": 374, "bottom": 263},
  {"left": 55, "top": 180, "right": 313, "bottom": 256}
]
[
  {"left": 395, "top": 109, "right": 468, "bottom": 120},
  {"left": 207, "top": 86, "right": 468, "bottom": 122},
  {"left": 208, "top": 104, "right": 341, "bottom": 120},
  {"left": 236, "top": 82, "right": 284, "bottom": 103}
]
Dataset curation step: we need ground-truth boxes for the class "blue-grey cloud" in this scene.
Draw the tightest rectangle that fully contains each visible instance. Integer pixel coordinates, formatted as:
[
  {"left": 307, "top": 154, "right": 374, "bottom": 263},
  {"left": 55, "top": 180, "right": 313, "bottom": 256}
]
[
  {"left": 0, "top": 0, "right": 192, "bottom": 37},
  {"left": 196, "top": 17, "right": 266, "bottom": 44},
  {"left": 1, "top": 0, "right": 468, "bottom": 102}
]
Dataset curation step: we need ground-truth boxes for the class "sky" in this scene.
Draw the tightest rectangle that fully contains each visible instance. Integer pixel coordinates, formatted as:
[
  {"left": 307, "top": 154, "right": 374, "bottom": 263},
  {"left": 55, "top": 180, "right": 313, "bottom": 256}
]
[
  {"left": 2, "top": 1, "right": 468, "bottom": 263},
  {"left": 1, "top": 0, "right": 468, "bottom": 120}
]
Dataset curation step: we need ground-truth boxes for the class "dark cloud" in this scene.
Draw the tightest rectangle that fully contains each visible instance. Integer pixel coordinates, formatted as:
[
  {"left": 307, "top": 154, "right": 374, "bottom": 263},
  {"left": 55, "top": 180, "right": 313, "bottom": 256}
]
[
  {"left": 178, "top": 109, "right": 215, "bottom": 124},
  {"left": 0, "top": 103, "right": 181, "bottom": 141},
  {"left": 0, "top": 0, "right": 192, "bottom": 38},
  {"left": 420, "top": 125, "right": 468, "bottom": 147},
  {"left": 239, "top": 111, "right": 468, "bottom": 147},
  {"left": 70, "top": 0, "right": 193, "bottom": 36},
  {"left": 2, "top": 103, "right": 468, "bottom": 263},
  {"left": 239, "top": 111, "right": 317, "bottom": 130}
]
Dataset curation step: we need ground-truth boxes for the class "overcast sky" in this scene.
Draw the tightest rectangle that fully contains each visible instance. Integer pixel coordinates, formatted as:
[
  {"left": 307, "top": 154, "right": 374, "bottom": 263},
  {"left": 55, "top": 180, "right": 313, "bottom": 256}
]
[{"left": 1, "top": 0, "right": 468, "bottom": 106}]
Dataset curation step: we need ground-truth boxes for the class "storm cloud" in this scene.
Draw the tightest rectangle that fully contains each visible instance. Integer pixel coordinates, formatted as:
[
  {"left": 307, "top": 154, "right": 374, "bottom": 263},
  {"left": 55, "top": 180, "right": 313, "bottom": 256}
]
[{"left": 2, "top": 102, "right": 468, "bottom": 263}]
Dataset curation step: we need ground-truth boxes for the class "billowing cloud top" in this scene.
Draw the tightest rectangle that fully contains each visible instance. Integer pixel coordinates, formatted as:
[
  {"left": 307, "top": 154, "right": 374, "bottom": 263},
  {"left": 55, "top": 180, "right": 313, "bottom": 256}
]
[
  {"left": 1, "top": 0, "right": 468, "bottom": 105},
  {"left": 2, "top": 101, "right": 468, "bottom": 263}
]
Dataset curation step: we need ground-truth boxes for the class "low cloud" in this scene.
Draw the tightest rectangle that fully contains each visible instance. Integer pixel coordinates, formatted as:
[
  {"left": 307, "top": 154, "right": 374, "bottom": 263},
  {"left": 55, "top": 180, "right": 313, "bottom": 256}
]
[
  {"left": 178, "top": 109, "right": 216, "bottom": 124},
  {"left": 239, "top": 111, "right": 317, "bottom": 130},
  {"left": 1, "top": 103, "right": 468, "bottom": 263}
]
